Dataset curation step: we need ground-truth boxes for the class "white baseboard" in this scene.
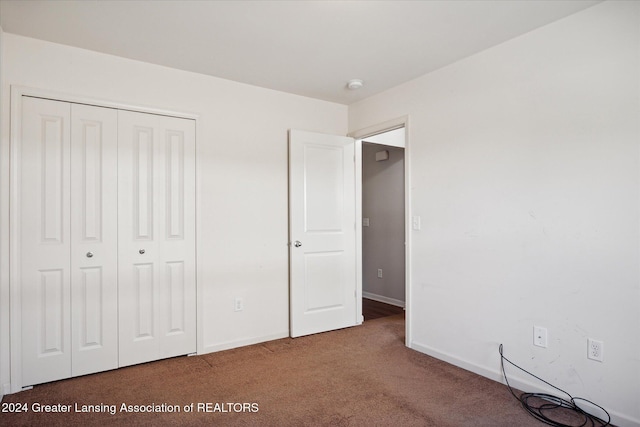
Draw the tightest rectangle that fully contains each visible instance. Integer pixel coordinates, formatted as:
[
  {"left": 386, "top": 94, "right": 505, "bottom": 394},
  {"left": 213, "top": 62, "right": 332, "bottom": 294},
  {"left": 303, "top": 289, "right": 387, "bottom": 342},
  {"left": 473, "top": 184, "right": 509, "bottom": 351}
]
[
  {"left": 410, "top": 340, "right": 640, "bottom": 427},
  {"left": 200, "top": 331, "right": 289, "bottom": 355},
  {"left": 363, "top": 291, "right": 405, "bottom": 308}
]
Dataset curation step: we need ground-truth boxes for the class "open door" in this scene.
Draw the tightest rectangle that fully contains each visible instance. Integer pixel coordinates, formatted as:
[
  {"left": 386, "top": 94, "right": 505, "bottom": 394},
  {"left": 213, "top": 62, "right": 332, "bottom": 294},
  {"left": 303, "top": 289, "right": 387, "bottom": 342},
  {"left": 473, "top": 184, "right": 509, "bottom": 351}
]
[{"left": 289, "top": 130, "right": 357, "bottom": 337}]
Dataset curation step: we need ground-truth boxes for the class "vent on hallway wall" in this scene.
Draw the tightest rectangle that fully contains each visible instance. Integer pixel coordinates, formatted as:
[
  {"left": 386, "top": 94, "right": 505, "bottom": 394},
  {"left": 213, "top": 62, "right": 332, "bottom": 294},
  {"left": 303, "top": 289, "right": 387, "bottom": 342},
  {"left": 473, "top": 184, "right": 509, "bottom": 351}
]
[{"left": 375, "top": 150, "right": 389, "bottom": 162}]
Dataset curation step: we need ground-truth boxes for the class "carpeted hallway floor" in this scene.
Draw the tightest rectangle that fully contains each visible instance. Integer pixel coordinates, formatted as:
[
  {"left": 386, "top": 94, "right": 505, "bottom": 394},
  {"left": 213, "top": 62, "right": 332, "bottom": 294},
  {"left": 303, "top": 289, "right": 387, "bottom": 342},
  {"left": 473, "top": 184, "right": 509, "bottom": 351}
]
[{"left": 1, "top": 315, "right": 559, "bottom": 426}]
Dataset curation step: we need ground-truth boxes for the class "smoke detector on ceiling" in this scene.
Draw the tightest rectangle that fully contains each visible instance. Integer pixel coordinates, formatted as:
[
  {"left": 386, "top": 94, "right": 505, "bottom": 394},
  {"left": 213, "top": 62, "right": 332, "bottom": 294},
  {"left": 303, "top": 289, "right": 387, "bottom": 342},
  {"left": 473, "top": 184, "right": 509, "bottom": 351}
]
[{"left": 347, "top": 79, "right": 364, "bottom": 90}]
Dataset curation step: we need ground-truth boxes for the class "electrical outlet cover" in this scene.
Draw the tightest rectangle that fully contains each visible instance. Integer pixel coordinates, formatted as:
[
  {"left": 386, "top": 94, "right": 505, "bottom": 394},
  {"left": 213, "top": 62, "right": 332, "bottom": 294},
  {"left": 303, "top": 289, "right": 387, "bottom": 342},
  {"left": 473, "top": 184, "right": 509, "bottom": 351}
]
[{"left": 587, "top": 338, "right": 603, "bottom": 362}]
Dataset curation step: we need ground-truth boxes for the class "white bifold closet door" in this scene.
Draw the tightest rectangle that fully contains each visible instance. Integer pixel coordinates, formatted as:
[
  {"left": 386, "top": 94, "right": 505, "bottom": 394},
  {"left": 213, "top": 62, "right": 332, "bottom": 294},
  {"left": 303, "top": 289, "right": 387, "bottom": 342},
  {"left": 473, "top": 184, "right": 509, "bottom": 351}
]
[
  {"left": 19, "top": 97, "right": 196, "bottom": 387},
  {"left": 20, "top": 98, "right": 118, "bottom": 386},
  {"left": 117, "top": 110, "right": 196, "bottom": 367}
]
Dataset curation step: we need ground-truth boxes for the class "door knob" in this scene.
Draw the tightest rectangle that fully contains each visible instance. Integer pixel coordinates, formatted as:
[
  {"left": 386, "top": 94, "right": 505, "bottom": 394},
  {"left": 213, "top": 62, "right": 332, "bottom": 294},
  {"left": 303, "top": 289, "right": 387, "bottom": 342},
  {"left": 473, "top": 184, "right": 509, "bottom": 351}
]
[
  {"left": 139, "top": 249, "right": 146, "bottom": 254},
  {"left": 86, "top": 252, "right": 93, "bottom": 258},
  {"left": 293, "top": 241, "right": 302, "bottom": 247}
]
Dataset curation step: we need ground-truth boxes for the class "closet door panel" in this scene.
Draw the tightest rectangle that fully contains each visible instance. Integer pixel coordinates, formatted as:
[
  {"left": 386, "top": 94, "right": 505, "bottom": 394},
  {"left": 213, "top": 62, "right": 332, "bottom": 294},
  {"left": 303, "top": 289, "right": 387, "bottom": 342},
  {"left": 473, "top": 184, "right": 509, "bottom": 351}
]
[
  {"left": 70, "top": 104, "right": 118, "bottom": 376},
  {"left": 118, "top": 111, "right": 161, "bottom": 367},
  {"left": 20, "top": 97, "right": 72, "bottom": 386},
  {"left": 158, "top": 117, "right": 196, "bottom": 358}
]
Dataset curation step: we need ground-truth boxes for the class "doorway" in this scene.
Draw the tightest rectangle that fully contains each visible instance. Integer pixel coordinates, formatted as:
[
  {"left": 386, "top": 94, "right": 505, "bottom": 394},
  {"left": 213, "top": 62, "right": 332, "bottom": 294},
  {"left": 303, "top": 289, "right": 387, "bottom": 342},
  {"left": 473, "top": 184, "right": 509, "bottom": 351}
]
[
  {"left": 358, "top": 127, "right": 406, "bottom": 322},
  {"left": 288, "top": 119, "right": 410, "bottom": 342}
]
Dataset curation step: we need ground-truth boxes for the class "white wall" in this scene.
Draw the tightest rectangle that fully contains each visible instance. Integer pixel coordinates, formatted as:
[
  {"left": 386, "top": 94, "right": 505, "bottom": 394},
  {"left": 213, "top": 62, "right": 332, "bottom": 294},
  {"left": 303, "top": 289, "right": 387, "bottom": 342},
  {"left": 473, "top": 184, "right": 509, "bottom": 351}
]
[
  {"left": 350, "top": 1, "right": 639, "bottom": 425},
  {"left": 0, "top": 33, "right": 347, "bottom": 391},
  {"left": 0, "top": 24, "right": 7, "bottom": 399},
  {"left": 362, "top": 142, "right": 405, "bottom": 305}
]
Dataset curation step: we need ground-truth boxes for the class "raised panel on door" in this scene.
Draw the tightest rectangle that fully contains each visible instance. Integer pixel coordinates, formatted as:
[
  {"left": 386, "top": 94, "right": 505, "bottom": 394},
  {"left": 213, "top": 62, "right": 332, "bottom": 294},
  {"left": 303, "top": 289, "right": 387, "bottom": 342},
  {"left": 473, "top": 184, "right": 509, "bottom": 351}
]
[
  {"left": 118, "top": 111, "right": 196, "bottom": 367},
  {"left": 289, "top": 130, "right": 356, "bottom": 338},
  {"left": 70, "top": 104, "right": 118, "bottom": 376},
  {"left": 20, "top": 97, "right": 72, "bottom": 386}
]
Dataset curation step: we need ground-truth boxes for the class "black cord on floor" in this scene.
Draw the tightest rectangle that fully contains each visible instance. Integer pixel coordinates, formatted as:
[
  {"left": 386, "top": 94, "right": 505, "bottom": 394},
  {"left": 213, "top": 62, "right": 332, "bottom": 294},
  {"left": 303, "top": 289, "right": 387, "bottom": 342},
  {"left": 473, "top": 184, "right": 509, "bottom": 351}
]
[{"left": 499, "top": 344, "right": 611, "bottom": 427}]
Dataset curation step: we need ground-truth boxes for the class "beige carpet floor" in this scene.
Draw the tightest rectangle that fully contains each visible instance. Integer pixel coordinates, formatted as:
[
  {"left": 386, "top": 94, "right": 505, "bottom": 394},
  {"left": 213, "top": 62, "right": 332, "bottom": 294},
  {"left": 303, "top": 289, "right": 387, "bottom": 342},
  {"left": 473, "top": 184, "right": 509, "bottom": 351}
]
[{"left": 0, "top": 315, "right": 578, "bottom": 426}]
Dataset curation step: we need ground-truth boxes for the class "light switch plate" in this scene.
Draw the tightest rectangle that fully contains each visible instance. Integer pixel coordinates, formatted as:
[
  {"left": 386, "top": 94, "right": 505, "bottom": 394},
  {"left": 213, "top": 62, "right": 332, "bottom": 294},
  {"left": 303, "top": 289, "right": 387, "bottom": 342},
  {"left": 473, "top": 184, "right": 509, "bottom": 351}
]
[{"left": 412, "top": 216, "right": 421, "bottom": 230}]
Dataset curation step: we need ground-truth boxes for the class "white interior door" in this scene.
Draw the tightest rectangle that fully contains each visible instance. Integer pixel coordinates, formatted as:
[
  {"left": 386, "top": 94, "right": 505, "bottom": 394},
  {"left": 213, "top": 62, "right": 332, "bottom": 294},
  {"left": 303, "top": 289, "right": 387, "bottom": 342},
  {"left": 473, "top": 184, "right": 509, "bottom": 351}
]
[
  {"left": 289, "top": 129, "right": 357, "bottom": 338},
  {"left": 118, "top": 110, "right": 196, "bottom": 367},
  {"left": 20, "top": 97, "right": 72, "bottom": 386},
  {"left": 70, "top": 104, "right": 118, "bottom": 376}
]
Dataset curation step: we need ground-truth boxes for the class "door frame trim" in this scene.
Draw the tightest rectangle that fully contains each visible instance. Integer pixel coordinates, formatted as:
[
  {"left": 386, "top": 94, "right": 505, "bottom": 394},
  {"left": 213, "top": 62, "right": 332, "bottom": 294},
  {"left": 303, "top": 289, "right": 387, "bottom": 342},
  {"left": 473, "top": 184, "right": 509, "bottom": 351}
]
[
  {"left": 7, "top": 85, "right": 200, "bottom": 393},
  {"left": 349, "top": 115, "right": 411, "bottom": 347}
]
